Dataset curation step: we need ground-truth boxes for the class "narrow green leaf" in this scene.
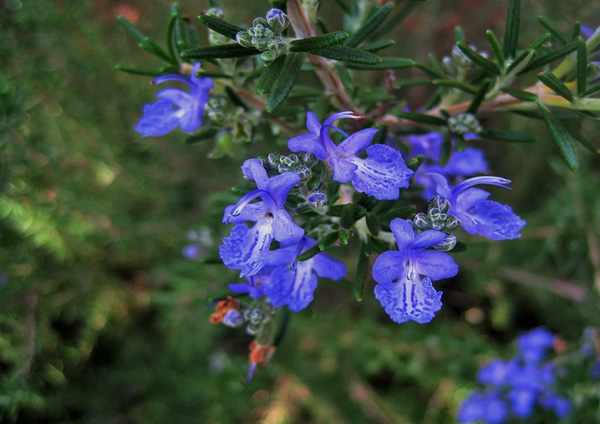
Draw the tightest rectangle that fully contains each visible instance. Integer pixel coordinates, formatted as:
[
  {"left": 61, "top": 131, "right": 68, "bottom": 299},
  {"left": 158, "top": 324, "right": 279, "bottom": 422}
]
[
  {"left": 565, "top": 125, "right": 600, "bottom": 154},
  {"left": 290, "top": 31, "right": 349, "bottom": 52},
  {"left": 528, "top": 32, "right": 551, "bottom": 50},
  {"left": 360, "top": 39, "right": 395, "bottom": 53},
  {"left": 347, "top": 57, "right": 414, "bottom": 70},
  {"left": 414, "top": 57, "right": 444, "bottom": 78},
  {"left": 266, "top": 53, "right": 304, "bottom": 112},
  {"left": 115, "top": 65, "right": 162, "bottom": 77},
  {"left": 256, "top": 55, "right": 286, "bottom": 94},
  {"left": 395, "top": 110, "right": 447, "bottom": 126},
  {"left": 328, "top": 204, "right": 367, "bottom": 220},
  {"left": 297, "top": 243, "right": 322, "bottom": 261},
  {"left": 378, "top": 205, "right": 416, "bottom": 222},
  {"left": 537, "top": 103, "right": 579, "bottom": 170},
  {"left": 185, "top": 18, "right": 201, "bottom": 47},
  {"left": 166, "top": 14, "right": 178, "bottom": 61},
  {"left": 479, "top": 129, "right": 535, "bottom": 143},
  {"left": 313, "top": 46, "right": 381, "bottom": 64},
  {"left": 500, "top": 88, "right": 539, "bottom": 102},
  {"left": 505, "top": 48, "right": 534, "bottom": 75},
  {"left": 439, "top": 130, "right": 452, "bottom": 167},
  {"left": 173, "top": 7, "right": 189, "bottom": 53},
  {"left": 334, "top": 63, "right": 354, "bottom": 92},
  {"left": 180, "top": 44, "right": 259, "bottom": 59},
  {"left": 185, "top": 128, "right": 219, "bottom": 144},
  {"left": 457, "top": 41, "right": 501, "bottom": 75},
  {"left": 369, "top": 2, "right": 418, "bottom": 40},
  {"left": 576, "top": 37, "right": 587, "bottom": 97},
  {"left": 486, "top": 30, "right": 505, "bottom": 66},
  {"left": 346, "top": 3, "right": 394, "bottom": 48},
  {"left": 454, "top": 26, "right": 464, "bottom": 43},
  {"left": 519, "top": 41, "right": 578, "bottom": 74},
  {"left": 225, "top": 86, "right": 248, "bottom": 110},
  {"left": 198, "top": 15, "right": 245, "bottom": 40},
  {"left": 117, "top": 15, "right": 147, "bottom": 43},
  {"left": 317, "top": 232, "right": 341, "bottom": 251},
  {"left": 338, "top": 230, "right": 350, "bottom": 245},
  {"left": 332, "top": 0, "right": 350, "bottom": 14},
  {"left": 141, "top": 38, "right": 176, "bottom": 64},
  {"left": 467, "top": 78, "right": 491, "bottom": 113},
  {"left": 396, "top": 77, "right": 432, "bottom": 88},
  {"left": 433, "top": 79, "right": 477, "bottom": 95},
  {"left": 584, "top": 83, "right": 600, "bottom": 97},
  {"left": 537, "top": 16, "right": 567, "bottom": 45},
  {"left": 365, "top": 213, "right": 381, "bottom": 236},
  {"left": 353, "top": 241, "right": 370, "bottom": 302},
  {"left": 502, "top": 0, "right": 522, "bottom": 58},
  {"left": 340, "top": 204, "right": 356, "bottom": 229},
  {"left": 572, "top": 21, "right": 582, "bottom": 41},
  {"left": 538, "top": 71, "right": 574, "bottom": 102},
  {"left": 485, "top": 29, "right": 504, "bottom": 67}
]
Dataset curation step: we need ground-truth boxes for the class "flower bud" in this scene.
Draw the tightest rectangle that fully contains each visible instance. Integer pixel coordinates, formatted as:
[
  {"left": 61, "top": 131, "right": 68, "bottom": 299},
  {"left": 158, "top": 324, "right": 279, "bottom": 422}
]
[
  {"left": 428, "top": 195, "right": 450, "bottom": 214},
  {"left": 207, "top": 7, "right": 224, "bottom": 19},
  {"left": 267, "top": 152, "right": 281, "bottom": 168},
  {"left": 266, "top": 8, "right": 289, "bottom": 33},
  {"left": 299, "top": 152, "right": 318, "bottom": 168},
  {"left": 253, "top": 17, "right": 268, "bottom": 27},
  {"left": 294, "top": 164, "right": 311, "bottom": 181},
  {"left": 428, "top": 207, "right": 447, "bottom": 223},
  {"left": 414, "top": 212, "right": 431, "bottom": 229},
  {"left": 222, "top": 309, "right": 244, "bottom": 327},
  {"left": 448, "top": 113, "right": 482, "bottom": 135},
  {"left": 433, "top": 234, "right": 457, "bottom": 252},
  {"left": 236, "top": 31, "right": 253, "bottom": 48},
  {"left": 307, "top": 191, "right": 327, "bottom": 208},
  {"left": 444, "top": 214, "right": 461, "bottom": 230}
]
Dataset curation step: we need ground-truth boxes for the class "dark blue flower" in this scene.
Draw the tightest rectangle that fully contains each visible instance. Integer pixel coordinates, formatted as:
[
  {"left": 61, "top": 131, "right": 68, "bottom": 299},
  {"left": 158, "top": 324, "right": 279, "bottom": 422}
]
[
  {"left": 517, "top": 328, "right": 554, "bottom": 363},
  {"left": 288, "top": 111, "right": 413, "bottom": 200},
  {"left": 427, "top": 173, "right": 526, "bottom": 240},
  {"left": 478, "top": 360, "right": 514, "bottom": 386},
  {"left": 507, "top": 388, "right": 537, "bottom": 418},
  {"left": 372, "top": 218, "right": 459, "bottom": 323},
  {"left": 219, "top": 159, "right": 304, "bottom": 277},
  {"left": 135, "top": 63, "right": 214, "bottom": 137},
  {"left": 458, "top": 390, "right": 508, "bottom": 424},
  {"left": 263, "top": 237, "right": 346, "bottom": 311}
]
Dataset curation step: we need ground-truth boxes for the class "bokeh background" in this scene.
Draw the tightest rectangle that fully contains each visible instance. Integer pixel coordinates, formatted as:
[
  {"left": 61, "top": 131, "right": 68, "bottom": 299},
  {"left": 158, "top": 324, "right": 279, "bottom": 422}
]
[{"left": 2, "top": 0, "right": 600, "bottom": 422}]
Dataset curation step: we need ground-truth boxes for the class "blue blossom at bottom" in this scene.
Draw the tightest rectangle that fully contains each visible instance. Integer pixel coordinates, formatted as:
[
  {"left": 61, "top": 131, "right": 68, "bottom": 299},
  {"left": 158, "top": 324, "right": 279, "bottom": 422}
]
[
  {"left": 458, "top": 328, "right": 571, "bottom": 423},
  {"left": 135, "top": 62, "right": 214, "bottom": 137},
  {"left": 372, "top": 218, "right": 459, "bottom": 323}
]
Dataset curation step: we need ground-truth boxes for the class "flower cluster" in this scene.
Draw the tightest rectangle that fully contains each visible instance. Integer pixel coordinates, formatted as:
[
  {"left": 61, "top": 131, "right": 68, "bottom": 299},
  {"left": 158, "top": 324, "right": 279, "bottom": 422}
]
[
  {"left": 458, "top": 328, "right": 571, "bottom": 423},
  {"left": 236, "top": 9, "right": 289, "bottom": 64}
]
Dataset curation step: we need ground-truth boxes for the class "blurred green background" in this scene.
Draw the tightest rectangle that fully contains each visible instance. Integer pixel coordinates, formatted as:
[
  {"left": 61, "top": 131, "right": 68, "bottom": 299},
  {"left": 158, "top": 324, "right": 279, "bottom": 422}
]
[{"left": 1, "top": 0, "right": 600, "bottom": 422}]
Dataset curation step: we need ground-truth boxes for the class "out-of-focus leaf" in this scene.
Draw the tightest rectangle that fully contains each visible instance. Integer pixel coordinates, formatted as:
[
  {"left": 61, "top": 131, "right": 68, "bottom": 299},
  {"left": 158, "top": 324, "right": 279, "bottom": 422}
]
[
  {"left": 538, "top": 103, "right": 579, "bottom": 171},
  {"left": 345, "top": 3, "right": 393, "bottom": 48}
]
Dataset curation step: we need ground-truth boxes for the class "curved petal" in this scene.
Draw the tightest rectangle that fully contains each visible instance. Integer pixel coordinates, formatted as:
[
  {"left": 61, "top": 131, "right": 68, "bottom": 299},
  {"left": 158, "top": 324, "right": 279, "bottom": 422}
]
[
  {"left": 347, "top": 144, "right": 413, "bottom": 200},
  {"left": 241, "top": 159, "right": 270, "bottom": 188},
  {"left": 265, "top": 172, "right": 301, "bottom": 208},
  {"left": 156, "top": 88, "right": 192, "bottom": 108},
  {"left": 218, "top": 219, "right": 273, "bottom": 277},
  {"left": 374, "top": 275, "right": 443, "bottom": 324},
  {"left": 134, "top": 100, "right": 180, "bottom": 137},
  {"left": 454, "top": 187, "right": 490, "bottom": 212},
  {"left": 460, "top": 200, "right": 526, "bottom": 240},
  {"left": 329, "top": 157, "right": 357, "bottom": 183},
  {"left": 337, "top": 128, "right": 378, "bottom": 156},
  {"left": 223, "top": 202, "right": 265, "bottom": 224},
  {"left": 271, "top": 209, "right": 304, "bottom": 245},
  {"left": 266, "top": 244, "right": 297, "bottom": 267},
  {"left": 411, "top": 230, "right": 448, "bottom": 249},
  {"left": 287, "top": 134, "right": 329, "bottom": 160},
  {"left": 389, "top": 218, "right": 415, "bottom": 250},
  {"left": 306, "top": 111, "right": 321, "bottom": 134},
  {"left": 372, "top": 250, "right": 407, "bottom": 284},
  {"left": 323, "top": 111, "right": 360, "bottom": 126},
  {"left": 444, "top": 147, "right": 488, "bottom": 176},
  {"left": 311, "top": 252, "right": 346, "bottom": 280},
  {"left": 425, "top": 173, "right": 453, "bottom": 199},
  {"left": 266, "top": 262, "right": 317, "bottom": 311},
  {"left": 408, "top": 132, "right": 442, "bottom": 161},
  {"left": 413, "top": 250, "right": 459, "bottom": 280}
]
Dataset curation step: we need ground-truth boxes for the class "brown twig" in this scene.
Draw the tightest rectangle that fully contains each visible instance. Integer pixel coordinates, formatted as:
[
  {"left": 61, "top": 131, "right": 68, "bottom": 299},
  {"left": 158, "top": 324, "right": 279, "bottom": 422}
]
[{"left": 286, "top": 0, "right": 355, "bottom": 112}]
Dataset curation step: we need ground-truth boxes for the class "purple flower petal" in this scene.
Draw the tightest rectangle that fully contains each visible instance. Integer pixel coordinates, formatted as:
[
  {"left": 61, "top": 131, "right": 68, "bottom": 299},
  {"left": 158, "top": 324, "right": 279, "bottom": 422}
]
[
  {"left": 266, "top": 262, "right": 318, "bottom": 311},
  {"left": 372, "top": 250, "right": 407, "bottom": 285},
  {"left": 241, "top": 159, "right": 270, "bottom": 188},
  {"left": 134, "top": 100, "right": 180, "bottom": 137},
  {"left": 413, "top": 250, "right": 459, "bottom": 280},
  {"left": 288, "top": 133, "right": 329, "bottom": 160},
  {"left": 390, "top": 218, "right": 415, "bottom": 251},
  {"left": 459, "top": 200, "right": 526, "bottom": 240},
  {"left": 337, "top": 128, "right": 378, "bottom": 156},
  {"left": 374, "top": 275, "right": 443, "bottom": 324},
  {"left": 311, "top": 251, "right": 346, "bottom": 280},
  {"left": 271, "top": 209, "right": 304, "bottom": 246},
  {"left": 306, "top": 111, "right": 321, "bottom": 134},
  {"left": 265, "top": 172, "right": 301, "bottom": 208},
  {"left": 329, "top": 157, "right": 358, "bottom": 183},
  {"left": 219, "top": 219, "right": 273, "bottom": 277},
  {"left": 411, "top": 229, "right": 448, "bottom": 249},
  {"left": 346, "top": 144, "right": 413, "bottom": 200}
]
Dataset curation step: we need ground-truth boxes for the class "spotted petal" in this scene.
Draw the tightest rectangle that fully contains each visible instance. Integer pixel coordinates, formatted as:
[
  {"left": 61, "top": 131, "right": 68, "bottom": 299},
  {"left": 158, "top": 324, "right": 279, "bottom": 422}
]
[
  {"left": 372, "top": 250, "right": 407, "bottom": 285},
  {"left": 459, "top": 200, "right": 526, "bottom": 240},
  {"left": 347, "top": 144, "right": 413, "bottom": 200},
  {"left": 374, "top": 274, "right": 443, "bottom": 324},
  {"left": 266, "top": 262, "right": 317, "bottom": 311},
  {"left": 219, "top": 218, "right": 273, "bottom": 277}
]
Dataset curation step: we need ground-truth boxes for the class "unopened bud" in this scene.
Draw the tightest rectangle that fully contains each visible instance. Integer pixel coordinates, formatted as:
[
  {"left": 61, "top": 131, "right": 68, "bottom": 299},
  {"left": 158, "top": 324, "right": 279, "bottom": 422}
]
[
  {"left": 444, "top": 214, "right": 461, "bottom": 230},
  {"left": 266, "top": 8, "right": 289, "bottom": 33},
  {"left": 433, "top": 234, "right": 457, "bottom": 251},
  {"left": 207, "top": 7, "right": 224, "bottom": 19},
  {"left": 222, "top": 309, "right": 244, "bottom": 327},
  {"left": 236, "top": 31, "right": 253, "bottom": 48},
  {"left": 307, "top": 191, "right": 327, "bottom": 208},
  {"left": 414, "top": 212, "right": 431, "bottom": 229},
  {"left": 448, "top": 113, "right": 482, "bottom": 135},
  {"left": 428, "top": 195, "right": 450, "bottom": 214}
]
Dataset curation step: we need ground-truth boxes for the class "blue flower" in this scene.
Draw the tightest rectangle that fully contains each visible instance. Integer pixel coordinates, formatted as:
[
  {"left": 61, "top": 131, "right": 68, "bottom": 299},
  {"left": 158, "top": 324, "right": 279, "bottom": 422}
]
[
  {"left": 458, "top": 391, "right": 508, "bottom": 424},
  {"left": 507, "top": 388, "right": 537, "bottom": 418},
  {"left": 477, "top": 360, "right": 513, "bottom": 386},
  {"left": 287, "top": 111, "right": 413, "bottom": 200},
  {"left": 427, "top": 173, "right": 526, "bottom": 240},
  {"left": 372, "top": 218, "right": 459, "bottom": 324},
  {"left": 517, "top": 328, "right": 554, "bottom": 363},
  {"left": 135, "top": 63, "right": 214, "bottom": 137},
  {"left": 219, "top": 159, "right": 304, "bottom": 277},
  {"left": 263, "top": 237, "right": 346, "bottom": 311}
]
